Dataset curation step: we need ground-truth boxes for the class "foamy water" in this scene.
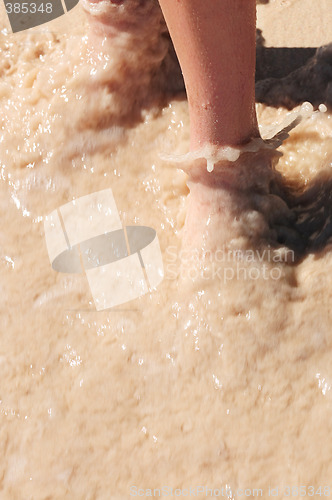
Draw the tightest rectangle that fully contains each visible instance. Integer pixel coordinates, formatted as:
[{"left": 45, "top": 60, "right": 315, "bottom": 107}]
[{"left": 0, "top": 2, "right": 332, "bottom": 498}]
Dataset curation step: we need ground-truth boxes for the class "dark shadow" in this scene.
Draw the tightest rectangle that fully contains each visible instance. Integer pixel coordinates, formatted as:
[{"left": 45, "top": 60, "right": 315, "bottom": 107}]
[
  {"left": 266, "top": 168, "right": 332, "bottom": 259},
  {"left": 255, "top": 43, "right": 332, "bottom": 109},
  {"left": 256, "top": 47, "right": 317, "bottom": 81}
]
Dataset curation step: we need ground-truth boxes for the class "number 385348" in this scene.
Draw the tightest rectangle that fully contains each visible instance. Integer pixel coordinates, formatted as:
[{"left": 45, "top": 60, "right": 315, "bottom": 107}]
[{"left": 5, "top": 3, "right": 53, "bottom": 14}]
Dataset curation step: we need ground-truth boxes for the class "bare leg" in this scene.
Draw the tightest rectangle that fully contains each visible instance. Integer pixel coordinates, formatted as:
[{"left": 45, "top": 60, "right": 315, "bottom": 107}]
[
  {"left": 157, "top": 0, "right": 289, "bottom": 254},
  {"left": 157, "top": 0, "right": 259, "bottom": 149}
]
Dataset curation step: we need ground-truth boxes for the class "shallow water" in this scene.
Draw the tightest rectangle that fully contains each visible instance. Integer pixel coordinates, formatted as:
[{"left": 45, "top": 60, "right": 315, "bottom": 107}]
[{"left": 0, "top": 3, "right": 332, "bottom": 499}]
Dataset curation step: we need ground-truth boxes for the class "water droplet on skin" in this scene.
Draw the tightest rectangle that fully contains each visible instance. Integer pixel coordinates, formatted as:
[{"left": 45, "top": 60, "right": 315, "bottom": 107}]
[{"left": 207, "top": 159, "right": 214, "bottom": 172}]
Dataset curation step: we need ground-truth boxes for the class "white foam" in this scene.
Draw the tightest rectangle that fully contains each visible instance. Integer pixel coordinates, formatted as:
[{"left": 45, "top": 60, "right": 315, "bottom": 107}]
[{"left": 160, "top": 102, "right": 320, "bottom": 173}]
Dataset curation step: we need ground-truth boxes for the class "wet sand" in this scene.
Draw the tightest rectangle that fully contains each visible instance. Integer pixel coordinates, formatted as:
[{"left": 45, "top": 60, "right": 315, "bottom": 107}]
[{"left": 0, "top": 2, "right": 332, "bottom": 499}]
